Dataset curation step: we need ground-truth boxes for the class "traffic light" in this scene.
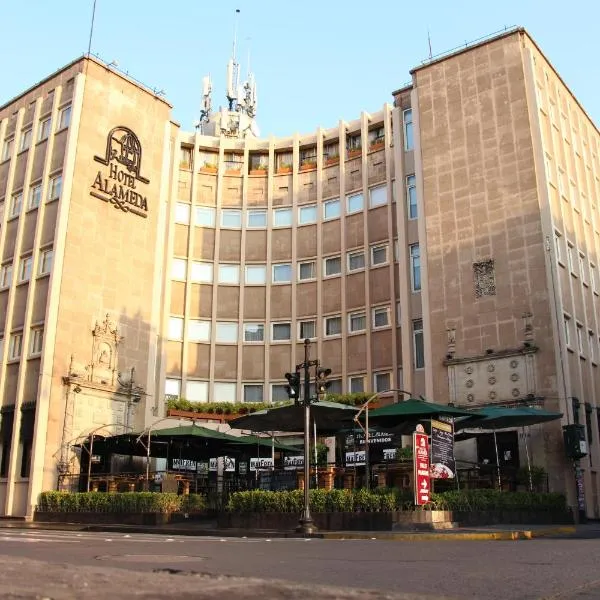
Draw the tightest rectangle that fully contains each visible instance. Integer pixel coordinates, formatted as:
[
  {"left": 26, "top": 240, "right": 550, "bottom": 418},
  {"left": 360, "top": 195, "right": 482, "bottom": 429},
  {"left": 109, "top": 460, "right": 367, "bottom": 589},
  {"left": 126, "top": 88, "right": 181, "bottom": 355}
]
[
  {"left": 284, "top": 371, "right": 301, "bottom": 404},
  {"left": 316, "top": 367, "right": 332, "bottom": 398}
]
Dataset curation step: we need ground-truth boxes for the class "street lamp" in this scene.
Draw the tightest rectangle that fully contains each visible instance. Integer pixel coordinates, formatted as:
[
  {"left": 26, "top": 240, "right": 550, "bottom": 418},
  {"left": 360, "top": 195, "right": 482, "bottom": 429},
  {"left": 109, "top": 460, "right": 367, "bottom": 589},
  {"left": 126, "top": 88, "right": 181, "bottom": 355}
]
[{"left": 353, "top": 388, "right": 413, "bottom": 490}]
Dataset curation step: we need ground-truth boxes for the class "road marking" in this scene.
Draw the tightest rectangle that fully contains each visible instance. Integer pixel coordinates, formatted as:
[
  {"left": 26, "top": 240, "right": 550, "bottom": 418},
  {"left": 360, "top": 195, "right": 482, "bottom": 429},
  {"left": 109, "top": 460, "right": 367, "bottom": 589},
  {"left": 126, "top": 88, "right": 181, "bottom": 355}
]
[{"left": 0, "top": 535, "right": 79, "bottom": 543}]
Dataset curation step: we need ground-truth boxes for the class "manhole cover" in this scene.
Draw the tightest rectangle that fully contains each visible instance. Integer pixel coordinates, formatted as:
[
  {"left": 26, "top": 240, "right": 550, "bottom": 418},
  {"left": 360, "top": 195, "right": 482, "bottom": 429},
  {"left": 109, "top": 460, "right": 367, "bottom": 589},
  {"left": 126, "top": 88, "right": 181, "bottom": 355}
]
[{"left": 95, "top": 554, "right": 204, "bottom": 563}]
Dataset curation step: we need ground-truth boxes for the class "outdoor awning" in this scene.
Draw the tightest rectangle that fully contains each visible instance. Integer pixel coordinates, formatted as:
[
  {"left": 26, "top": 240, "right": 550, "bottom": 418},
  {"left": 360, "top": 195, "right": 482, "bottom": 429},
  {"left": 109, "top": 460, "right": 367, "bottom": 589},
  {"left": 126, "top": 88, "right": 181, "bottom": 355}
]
[{"left": 455, "top": 406, "right": 563, "bottom": 431}]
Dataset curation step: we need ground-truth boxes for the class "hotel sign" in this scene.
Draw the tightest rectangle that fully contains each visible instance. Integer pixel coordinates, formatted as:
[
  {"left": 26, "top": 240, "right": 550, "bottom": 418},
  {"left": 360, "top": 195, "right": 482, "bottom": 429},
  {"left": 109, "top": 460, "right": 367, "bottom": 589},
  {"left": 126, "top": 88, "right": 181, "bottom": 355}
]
[{"left": 91, "top": 126, "right": 149, "bottom": 218}]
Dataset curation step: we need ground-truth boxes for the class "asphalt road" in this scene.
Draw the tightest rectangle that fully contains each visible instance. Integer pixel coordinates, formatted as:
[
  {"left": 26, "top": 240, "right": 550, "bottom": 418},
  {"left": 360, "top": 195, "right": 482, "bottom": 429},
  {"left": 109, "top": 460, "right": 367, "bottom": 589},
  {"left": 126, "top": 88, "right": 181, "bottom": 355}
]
[{"left": 1, "top": 528, "right": 600, "bottom": 599}]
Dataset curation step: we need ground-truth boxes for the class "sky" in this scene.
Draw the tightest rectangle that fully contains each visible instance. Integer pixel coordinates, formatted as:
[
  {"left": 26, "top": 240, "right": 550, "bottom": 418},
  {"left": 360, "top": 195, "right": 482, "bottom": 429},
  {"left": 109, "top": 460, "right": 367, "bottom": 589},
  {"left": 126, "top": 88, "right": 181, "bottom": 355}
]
[{"left": 1, "top": 1, "right": 599, "bottom": 137}]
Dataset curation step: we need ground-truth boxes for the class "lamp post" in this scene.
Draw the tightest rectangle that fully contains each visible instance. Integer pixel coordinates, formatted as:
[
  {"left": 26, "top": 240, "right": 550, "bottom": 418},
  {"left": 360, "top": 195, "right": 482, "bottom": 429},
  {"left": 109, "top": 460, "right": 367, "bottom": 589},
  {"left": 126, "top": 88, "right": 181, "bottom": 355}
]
[
  {"left": 353, "top": 388, "right": 413, "bottom": 490},
  {"left": 285, "top": 339, "right": 330, "bottom": 535}
]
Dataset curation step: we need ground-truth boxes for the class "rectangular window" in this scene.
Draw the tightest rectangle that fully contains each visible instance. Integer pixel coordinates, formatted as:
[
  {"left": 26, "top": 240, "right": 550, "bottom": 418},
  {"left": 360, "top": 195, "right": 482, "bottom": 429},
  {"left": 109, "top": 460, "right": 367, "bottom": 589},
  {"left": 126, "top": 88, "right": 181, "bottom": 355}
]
[
  {"left": 0, "top": 263, "right": 13, "bottom": 288},
  {"left": 18, "top": 256, "right": 32, "bottom": 283},
  {"left": 168, "top": 316, "right": 184, "bottom": 340},
  {"left": 57, "top": 105, "right": 72, "bottom": 130},
  {"left": 39, "top": 249, "right": 53, "bottom": 275},
  {"left": 564, "top": 315, "right": 571, "bottom": 347},
  {"left": 247, "top": 210, "right": 267, "bottom": 228},
  {"left": 325, "top": 316, "right": 342, "bottom": 337},
  {"left": 589, "top": 330, "right": 596, "bottom": 364},
  {"left": 272, "top": 322, "right": 291, "bottom": 341},
  {"left": 216, "top": 322, "right": 238, "bottom": 343},
  {"left": 19, "top": 129, "right": 32, "bottom": 152},
  {"left": 349, "top": 312, "right": 366, "bottom": 333},
  {"left": 349, "top": 376, "right": 365, "bottom": 393},
  {"left": 324, "top": 256, "right": 342, "bottom": 277},
  {"left": 186, "top": 381, "right": 208, "bottom": 402},
  {"left": 323, "top": 198, "right": 341, "bottom": 220},
  {"left": 410, "top": 244, "right": 421, "bottom": 291},
  {"left": 9, "top": 333, "right": 23, "bottom": 360},
  {"left": 195, "top": 206, "right": 215, "bottom": 227},
  {"left": 271, "top": 384, "right": 289, "bottom": 403},
  {"left": 243, "top": 384, "right": 264, "bottom": 403},
  {"left": 10, "top": 192, "right": 22, "bottom": 218},
  {"left": 2, "top": 138, "right": 13, "bottom": 161},
  {"left": 413, "top": 318, "right": 424, "bottom": 369},
  {"left": 165, "top": 378, "right": 181, "bottom": 397},
  {"left": 347, "top": 250, "right": 365, "bottom": 272},
  {"left": 298, "top": 261, "right": 316, "bottom": 281},
  {"left": 28, "top": 184, "right": 42, "bottom": 210},
  {"left": 591, "top": 264, "right": 598, "bottom": 294},
  {"left": 214, "top": 382, "right": 236, "bottom": 403},
  {"left": 221, "top": 209, "right": 242, "bottom": 228},
  {"left": 299, "top": 204, "right": 317, "bottom": 225},
  {"left": 406, "top": 175, "right": 417, "bottom": 219},
  {"left": 371, "top": 244, "right": 388, "bottom": 266},
  {"left": 48, "top": 175, "right": 62, "bottom": 201},
  {"left": 30, "top": 328, "right": 43, "bottom": 356},
  {"left": 188, "top": 320, "right": 211, "bottom": 342},
  {"left": 171, "top": 258, "right": 187, "bottom": 280},
  {"left": 274, "top": 207, "right": 292, "bottom": 227},
  {"left": 374, "top": 372, "right": 391, "bottom": 393},
  {"left": 554, "top": 231, "right": 563, "bottom": 264},
  {"left": 403, "top": 109, "right": 414, "bottom": 151},
  {"left": 369, "top": 185, "right": 387, "bottom": 208},
  {"left": 577, "top": 323, "right": 584, "bottom": 355},
  {"left": 579, "top": 253, "right": 587, "bottom": 284},
  {"left": 175, "top": 202, "right": 190, "bottom": 224},
  {"left": 373, "top": 306, "right": 390, "bottom": 329},
  {"left": 299, "top": 320, "right": 316, "bottom": 340},
  {"left": 245, "top": 265, "right": 266, "bottom": 285},
  {"left": 567, "top": 242, "right": 575, "bottom": 273},
  {"left": 38, "top": 117, "right": 51, "bottom": 141},
  {"left": 347, "top": 193, "right": 363, "bottom": 214},
  {"left": 218, "top": 264, "right": 240, "bottom": 284},
  {"left": 273, "top": 263, "right": 292, "bottom": 283},
  {"left": 243, "top": 323, "right": 264, "bottom": 342},
  {"left": 190, "top": 261, "right": 213, "bottom": 283}
]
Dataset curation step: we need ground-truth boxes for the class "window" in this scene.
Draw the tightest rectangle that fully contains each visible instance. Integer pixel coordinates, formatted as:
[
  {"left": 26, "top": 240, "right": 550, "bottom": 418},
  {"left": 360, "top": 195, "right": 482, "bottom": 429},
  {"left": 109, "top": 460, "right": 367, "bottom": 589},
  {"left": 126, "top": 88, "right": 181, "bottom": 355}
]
[
  {"left": 9, "top": 333, "right": 23, "bottom": 360},
  {"left": 245, "top": 265, "right": 266, "bottom": 285},
  {"left": 274, "top": 207, "right": 292, "bottom": 227},
  {"left": 214, "top": 382, "right": 236, "bottom": 403},
  {"left": 57, "top": 105, "right": 71, "bottom": 130},
  {"left": 247, "top": 210, "right": 267, "bottom": 228},
  {"left": 48, "top": 175, "right": 62, "bottom": 201},
  {"left": 38, "top": 117, "right": 51, "bottom": 141},
  {"left": 324, "top": 256, "right": 341, "bottom": 277},
  {"left": 175, "top": 202, "right": 190, "bottom": 224},
  {"left": 413, "top": 318, "right": 424, "bottom": 369},
  {"left": 589, "top": 330, "right": 596, "bottom": 364},
  {"left": 30, "top": 328, "right": 43, "bottom": 356},
  {"left": 564, "top": 315, "right": 572, "bottom": 347},
  {"left": 190, "top": 261, "right": 213, "bottom": 283},
  {"left": 371, "top": 244, "right": 388, "bottom": 266},
  {"left": 0, "top": 263, "right": 12, "bottom": 288},
  {"left": 323, "top": 198, "right": 341, "bottom": 220},
  {"left": 554, "top": 231, "right": 563, "bottom": 264},
  {"left": 349, "top": 312, "right": 366, "bottom": 333},
  {"left": 0, "top": 337, "right": 3, "bottom": 359},
  {"left": 374, "top": 372, "right": 391, "bottom": 393},
  {"left": 403, "top": 109, "right": 414, "bottom": 151},
  {"left": 18, "top": 256, "right": 32, "bottom": 283},
  {"left": 406, "top": 175, "right": 417, "bottom": 219},
  {"left": 216, "top": 322, "right": 238, "bottom": 343},
  {"left": 19, "top": 129, "right": 32, "bottom": 152},
  {"left": 168, "top": 317, "right": 184, "bottom": 340},
  {"left": 298, "top": 261, "right": 316, "bottom": 281},
  {"left": 410, "top": 244, "right": 421, "bottom": 291},
  {"left": 39, "top": 248, "right": 53, "bottom": 275},
  {"left": 271, "top": 384, "right": 289, "bottom": 402},
  {"left": 0, "top": 201, "right": 3, "bottom": 223},
  {"left": 28, "top": 184, "right": 42, "bottom": 210},
  {"left": 221, "top": 209, "right": 242, "bottom": 228},
  {"left": 299, "top": 320, "right": 316, "bottom": 340},
  {"left": 591, "top": 264, "right": 598, "bottom": 294},
  {"left": 347, "top": 250, "right": 365, "bottom": 272},
  {"left": 349, "top": 376, "right": 365, "bottom": 393},
  {"left": 2, "top": 138, "right": 13, "bottom": 161},
  {"left": 164, "top": 378, "right": 181, "bottom": 397},
  {"left": 299, "top": 204, "right": 317, "bottom": 225},
  {"left": 272, "top": 322, "right": 291, "bottom": 341},
  {"left": 243, "top": 384, "right": 263, "bottom": 403},
  {"left": 328, "top": 379, "right": 342, "bottom": 394},
  {"left": 373, "top": 306, "right": 390, "bottom": 329},
  {"left": 369, "top": 185, "right": 387, "bottom": 208},
  {"left": 188, "top": 320, "right": 210, "bottom": 342},
  {"left": 273, "top": 263, "right": 292, "bottom": 283},
  {"left": 579, "top": 253, "right": 587, "bottom": 284},
  {"left": 577, "top": 323, "right": 584, "bottom": 355},
  {"left": 347, "top": 193, "right": 363, "bottom": 214},
  {"left": 325, "top": 316, "right": 342, "bottom": 336},
  {"left": 243, "top": 323, "right": 264, "bottom": 342},
  {"left": 171, "top": 258, "right": 187, "bottom": 280},
  {"left": 567, "top": 242, "right": 575, "bottom": 273},
  {"left": 218, "top": 264, "right": 240, "bottom": 284},
  {"left": 186, "top": 381, "right": 208, "bottom": 402},
  {"left": 10, "top": 192, "right": 22, "bottom": 218},
  {"left": 195, "top": 206, "right": 215, "bottom": 227}
]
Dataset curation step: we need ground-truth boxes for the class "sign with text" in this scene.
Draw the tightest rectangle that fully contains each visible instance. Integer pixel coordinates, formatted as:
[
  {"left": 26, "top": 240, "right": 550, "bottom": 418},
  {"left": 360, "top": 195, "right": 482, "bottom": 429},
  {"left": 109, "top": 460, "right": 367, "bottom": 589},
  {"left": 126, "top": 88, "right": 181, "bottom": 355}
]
[
  {"left": 250, "top": 457, "right": 274, "bottom": 471},
  {"left": 430, "top": 419, "right": 456, "bottom": 479},
  {"left": 284, "top": 455, "right": 304, "bottom": 470},
  {"left": 345, "top": 450, "right": 366, "bottom": 466},
  {"left": 413, "top": 429, "right": 431, "bottom": 506}
]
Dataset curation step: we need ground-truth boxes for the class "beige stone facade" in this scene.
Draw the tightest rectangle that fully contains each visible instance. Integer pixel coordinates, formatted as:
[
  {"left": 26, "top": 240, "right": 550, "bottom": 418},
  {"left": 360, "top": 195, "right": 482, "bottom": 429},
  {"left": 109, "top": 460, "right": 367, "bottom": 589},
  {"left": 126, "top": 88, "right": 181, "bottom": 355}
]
[{"left": 0, "top": 27, "right": 598, "bottom": 517}]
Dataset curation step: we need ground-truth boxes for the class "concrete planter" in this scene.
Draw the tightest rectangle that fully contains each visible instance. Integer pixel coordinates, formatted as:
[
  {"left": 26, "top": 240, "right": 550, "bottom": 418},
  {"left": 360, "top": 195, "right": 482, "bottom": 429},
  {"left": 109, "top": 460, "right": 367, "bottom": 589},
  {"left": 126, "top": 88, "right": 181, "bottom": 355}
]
[
  {"left": 453, "top": 509, "right": 573, "bottom": 526},
  {"left": 34, "top": 511, "right": 171, "bottom": 526}
]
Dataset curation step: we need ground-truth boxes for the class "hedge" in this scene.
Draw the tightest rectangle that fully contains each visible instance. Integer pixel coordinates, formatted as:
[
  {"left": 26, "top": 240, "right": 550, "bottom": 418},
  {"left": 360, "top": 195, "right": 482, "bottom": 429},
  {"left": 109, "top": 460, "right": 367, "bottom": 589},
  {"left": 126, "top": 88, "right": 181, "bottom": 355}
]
[
  {"left": 428, "top": 489, "right": 567, "bottom": 512},
  {"left": 37, "top": 492, "right": 206, "bottom": 514}
]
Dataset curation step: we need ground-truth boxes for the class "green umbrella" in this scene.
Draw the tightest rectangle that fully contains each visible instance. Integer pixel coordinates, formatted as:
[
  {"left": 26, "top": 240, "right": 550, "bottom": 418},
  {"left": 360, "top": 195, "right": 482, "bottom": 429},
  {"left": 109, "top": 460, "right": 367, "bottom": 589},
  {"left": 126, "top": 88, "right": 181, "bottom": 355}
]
[{"left": 455, "top": 406, "right": 562, "bottom": 431}]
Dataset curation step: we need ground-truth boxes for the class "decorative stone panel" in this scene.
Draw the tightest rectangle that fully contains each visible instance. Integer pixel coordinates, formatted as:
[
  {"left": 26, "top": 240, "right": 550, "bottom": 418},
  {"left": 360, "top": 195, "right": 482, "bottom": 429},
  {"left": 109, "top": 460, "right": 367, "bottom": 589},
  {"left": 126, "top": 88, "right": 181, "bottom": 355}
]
[{"left": 473, "top": 259, "right": 496, "bottom": 298}]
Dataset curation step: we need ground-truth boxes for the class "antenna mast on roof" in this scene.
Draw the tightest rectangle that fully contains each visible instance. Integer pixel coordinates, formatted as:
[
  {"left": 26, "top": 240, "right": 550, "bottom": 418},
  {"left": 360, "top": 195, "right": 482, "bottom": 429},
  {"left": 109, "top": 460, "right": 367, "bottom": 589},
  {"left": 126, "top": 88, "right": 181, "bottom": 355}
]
[{"left": 226, "top": 9, "right": 241, "bottom": 110}]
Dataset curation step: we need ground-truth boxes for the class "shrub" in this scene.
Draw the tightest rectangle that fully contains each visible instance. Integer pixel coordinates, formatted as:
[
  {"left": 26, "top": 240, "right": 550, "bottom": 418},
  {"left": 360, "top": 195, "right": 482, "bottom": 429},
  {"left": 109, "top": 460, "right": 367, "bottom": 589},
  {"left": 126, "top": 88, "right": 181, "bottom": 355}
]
[{"left": 428, "top": 489, "right": 567, "bottom": 512}]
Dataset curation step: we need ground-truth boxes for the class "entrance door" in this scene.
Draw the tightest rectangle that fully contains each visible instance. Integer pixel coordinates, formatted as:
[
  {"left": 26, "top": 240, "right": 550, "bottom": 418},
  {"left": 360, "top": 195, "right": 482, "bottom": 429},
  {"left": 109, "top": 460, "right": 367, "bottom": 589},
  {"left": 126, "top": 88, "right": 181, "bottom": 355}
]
[{"left": 476, "top": 431, "right": 520, "bottom": 468}]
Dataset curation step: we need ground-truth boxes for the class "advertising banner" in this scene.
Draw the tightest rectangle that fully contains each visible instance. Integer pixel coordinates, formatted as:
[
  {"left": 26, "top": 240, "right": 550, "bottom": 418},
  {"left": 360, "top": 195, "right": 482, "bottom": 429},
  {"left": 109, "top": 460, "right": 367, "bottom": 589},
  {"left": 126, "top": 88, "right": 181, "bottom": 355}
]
[
  {"left": 345, "top": 450, "right": 366, "bottom": 466},
  {"left": 250, "top": 457, "right": 274, "bottom": 471},
  {"left": 413, "top": 428, "right": 430, "bottom": 506},
  {"left": 430, "top": 419, "right": 456, "bottom": 479},
  {"left": 284, "top": 455, "right": 304, "bottom": 470}
]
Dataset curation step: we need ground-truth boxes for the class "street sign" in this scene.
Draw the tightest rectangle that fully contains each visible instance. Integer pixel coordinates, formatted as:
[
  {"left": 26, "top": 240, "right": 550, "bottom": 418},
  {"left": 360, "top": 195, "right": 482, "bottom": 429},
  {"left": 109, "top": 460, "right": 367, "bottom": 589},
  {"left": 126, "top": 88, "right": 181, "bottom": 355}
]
[{"left": 413, "top": 429, "right": 431, "bottom": 505}]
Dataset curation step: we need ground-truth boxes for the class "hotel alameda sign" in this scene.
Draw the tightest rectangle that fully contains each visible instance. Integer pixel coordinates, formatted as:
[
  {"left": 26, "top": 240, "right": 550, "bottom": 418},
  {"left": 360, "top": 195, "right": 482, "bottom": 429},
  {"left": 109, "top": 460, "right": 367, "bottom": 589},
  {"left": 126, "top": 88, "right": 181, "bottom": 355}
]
[{"left": 91, "top": 126, "right": 149, "bottom": 218}]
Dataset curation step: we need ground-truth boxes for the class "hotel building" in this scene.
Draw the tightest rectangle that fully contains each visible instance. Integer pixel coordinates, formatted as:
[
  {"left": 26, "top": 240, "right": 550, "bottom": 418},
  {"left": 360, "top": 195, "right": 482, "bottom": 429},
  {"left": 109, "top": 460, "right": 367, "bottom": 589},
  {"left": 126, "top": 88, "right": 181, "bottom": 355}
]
[{"left": 0, "top": 27, "right": 598, "bottom": 518}]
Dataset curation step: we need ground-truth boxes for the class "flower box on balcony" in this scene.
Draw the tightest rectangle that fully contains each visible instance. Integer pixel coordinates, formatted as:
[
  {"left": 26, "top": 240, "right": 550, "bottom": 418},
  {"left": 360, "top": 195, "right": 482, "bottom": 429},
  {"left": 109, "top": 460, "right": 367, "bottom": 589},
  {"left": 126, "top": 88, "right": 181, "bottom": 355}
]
[
  {"left": 225, "top": 168, "right": 242, "bottom": 176},
  {"left": 166, "top": 408, "right": 237, "bottom": 422},
  {"left": 347, "top": 148, "right": 362, "bottom": 160},
  {"left": 369, "top": 140, "right": 385, "bottom": 152},
  {"left": 325, "top": 156, "right": 339, "bottom": 166},
  {"left": 249, "top": 168, "right": 268, "bottom": 176},
  {"left": 276, "top": 164, "right": 292, "bottom": 174},
  {"left": 200, "top": 164, "right": 218, "bottom": 174},
  {"left": 299, "top": 161, "right": 316, "bottom": 172}
]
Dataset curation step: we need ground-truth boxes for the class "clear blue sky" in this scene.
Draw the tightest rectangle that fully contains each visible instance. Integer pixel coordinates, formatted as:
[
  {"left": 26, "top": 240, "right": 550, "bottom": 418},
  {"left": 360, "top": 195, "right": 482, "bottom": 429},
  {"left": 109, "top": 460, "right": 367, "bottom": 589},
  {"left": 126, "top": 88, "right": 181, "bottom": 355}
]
[{"left": 2, "top": 1, "right": 599, "bottom": 137}]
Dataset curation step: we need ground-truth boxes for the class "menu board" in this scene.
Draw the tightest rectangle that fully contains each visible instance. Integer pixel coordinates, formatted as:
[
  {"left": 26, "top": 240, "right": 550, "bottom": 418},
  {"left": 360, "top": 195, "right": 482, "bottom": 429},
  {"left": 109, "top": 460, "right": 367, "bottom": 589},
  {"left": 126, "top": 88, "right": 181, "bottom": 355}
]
[
  {"left": 413, "top": 430, "right": 430, "bottom": 505},
  {"left": 430, "top": 419, "right": 455, "bottom": 479}
]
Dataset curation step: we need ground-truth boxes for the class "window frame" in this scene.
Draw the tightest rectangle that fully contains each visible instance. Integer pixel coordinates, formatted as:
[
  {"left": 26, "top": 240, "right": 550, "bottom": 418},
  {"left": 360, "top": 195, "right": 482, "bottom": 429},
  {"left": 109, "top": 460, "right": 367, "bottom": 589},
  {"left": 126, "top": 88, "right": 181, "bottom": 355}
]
[
  {"left": 188, "top": 319, "right": 211, "bottom": 343},
  {"left": 413, "top": 318, "right": 424, "bottom": 369},
  {"left": 218, "top": 263, "right": 240, "bottom": 285},
  {"left": 374, "top": 372, "right": 391, "bottom": 393},
  {"left": 403, "top": 109, "right": 414, "bottom": 151},
  {"left": 372, "top": 306, "right": 391, "bottom": 329},
  {"left": 0, "top": 263, "right": 13, "bottom": 288},
  {"left": 298, "top": 319, "right": 316, "bottom": 341},
  {"left": 298, "top": 204, "right": 317, "bottom": 225},
  {"left": 406, "top": 174, "right": 417, "bottom": 219},
  {"left": 215, "top": 322, "right": 239, "bottom": 344},
  {"left": 220, "top": 209, "right": 242, "bottom": 229},
  {"left": 10, "top": 192, "right": 22, "bottom": 218},
  {"left": 38, "top": 117, "right": 51, "bottom": 142},
  {"left": 171, "top": 258, "right": 187, "bottom": 280},
  {"left": 324, "top": 315, "right": 342, "bottom": 337},
  {"left": 323, "top": 198, "right": 341, "bottom": 220},
  {"left": 349, "top": 375, "right": 365, "bottom": 394},
  {"left": 28, "top": 184, "right": 42, "bottom": 210},
  {"left": 195, "top": 206, "right": 216, "bottom": 227},
  {"left": 409, "top": 243, "right": 421, "bottom": 292},
  {"left": 190, "top": 261, "right": 213, "bottom": 283},
  {"left": 346, "top": 193, "right": 364, "bottom": 214},
  {"left": 9, "top": 332, "right": 23, "bottom": 361},
  {"left": 48, "top": 174, "right": 62, "bottom": 201},
  {"left": 347, "top": 250, "right": 365, "bottom": 272},
  {"left": 247, "top": 209, "right": 267, "bottom": 228},
  {"left": 243, "top": 323, "right": 265, "bottom": 343},
  {"left": 273, "top": 207, "right": 292, "bottom": 227},
  {"left": 272, "top": 263, "right": 292, "bottom": 284},
  {"left": 323, "top": 255, "right": 342, "bottom": 277},
  {"left": 174, "top": 202, "right": 191, "bottom": 225},
  {"left": 348, "top": 311, "right": 367, "bottom": 334},
  {"left": 370, "top": 244, "right": 388, "bottom": 266},
  {"left": 369, "top": 184, "right": 387, "bottom": 208},
  {"left": 39, "top": 248, "right": 53, "bottom": 275},
  {"left": 243, "top": 384, "right": 264, "bottom": 403},
  {"left": 271, "top": 322, "right": 292, "bottom": 342},
  {"left": 19, "top": 128, "right": 32, "bottom": 152},
  {"left": 18, "top": 256, "right": 32, "bottom": 283},
  {"left": 245, "top": 264, "right": 267, "bottom": 285},
  {"left": 298, "top": 260, "right": 316, "bottom": 282},
  {"left": 167, "top": 316, "right": 184, "bottom": 341},
  {"left": 29, "top": 328, "right": 43, "bottom": 356},
  {"left": 57, "top": 104, "right": 72, "bottom": 131}
]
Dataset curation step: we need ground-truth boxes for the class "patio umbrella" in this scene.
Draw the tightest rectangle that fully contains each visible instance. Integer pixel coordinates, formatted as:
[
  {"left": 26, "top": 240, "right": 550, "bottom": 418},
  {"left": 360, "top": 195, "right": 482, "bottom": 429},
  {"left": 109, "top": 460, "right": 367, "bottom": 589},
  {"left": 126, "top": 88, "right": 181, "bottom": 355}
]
[{"left": 229, "top": 401, "right": 359, "bottom": 434}]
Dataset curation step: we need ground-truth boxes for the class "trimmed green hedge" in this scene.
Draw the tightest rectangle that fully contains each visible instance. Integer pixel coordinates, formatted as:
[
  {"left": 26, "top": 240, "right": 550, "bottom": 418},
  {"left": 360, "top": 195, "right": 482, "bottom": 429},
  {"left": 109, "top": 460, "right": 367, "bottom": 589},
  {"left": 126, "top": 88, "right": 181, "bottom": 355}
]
[
  {"left": 167, "top": 398, "right": 290, "bottom": 415},
  {"left": 37, "top": 492, "right": 206, "bottom": 514},
  {"left": 429, "top": 489, "right": 567, "bottom": 512}
]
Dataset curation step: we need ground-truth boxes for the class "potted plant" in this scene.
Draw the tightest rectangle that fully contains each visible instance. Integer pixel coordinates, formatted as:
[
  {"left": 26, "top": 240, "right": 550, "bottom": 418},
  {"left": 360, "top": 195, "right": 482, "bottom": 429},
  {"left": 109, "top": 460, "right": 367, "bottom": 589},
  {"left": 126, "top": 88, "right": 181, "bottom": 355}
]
[
  {"left": 250, "top": 164, "right": 268, "bottom": 175},
  {"left": 299, "top": 159, "right": 317, "bottom": 172},
  {"left": 325, "top": 153, "right": 339, "bottom": 166},
  {"left": 225, "top": 165, "right": 242, "bottom": 176},
  {"left": 369, "top": 138, "right": 385, "bottom": 152},
  {"left": 347, "top": 147, "right": 362, "bottom": 159},
  {"left": 200, "top": 161, "right": 218, "bottom": 174},
  {"left": 277, "top": 162, "right": 292, "bottom": 174}
]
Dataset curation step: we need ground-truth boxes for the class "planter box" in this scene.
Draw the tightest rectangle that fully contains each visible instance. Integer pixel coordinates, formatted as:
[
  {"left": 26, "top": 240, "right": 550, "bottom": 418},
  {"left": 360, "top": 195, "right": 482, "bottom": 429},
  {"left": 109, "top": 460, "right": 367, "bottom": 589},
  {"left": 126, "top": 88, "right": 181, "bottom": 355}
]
[
  {"left": 369, "top": 141, "right": 385, "bottom": 152},
  {"left": 200, "top": 166, "right": 217, "bottom": 174},
  {"left": 347, "top": 149, "right": 362, "bottom": 160},
  {"left": 249, "top": 169, "right": 268, "bottom": 176},
  {"left": 225, "top": 168, "right": 242, "bottom": 176},
  {"left": 453, "top": 509, "right": 573, "bottom": 526},
  {"left": 276, "top": 167, "right": 292, "bottom": 174},
  {"left": 34, "top": 511, "right": 171, "bottom": 526},
  {"left": 324, "top": 157, "right": 339, "bottom": 166},
  {"left": 166, "top": 408, "right": 239, "bottom": 422},
  {"left": 299, "top": 163, "right": 316, "bottom": 172}
]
